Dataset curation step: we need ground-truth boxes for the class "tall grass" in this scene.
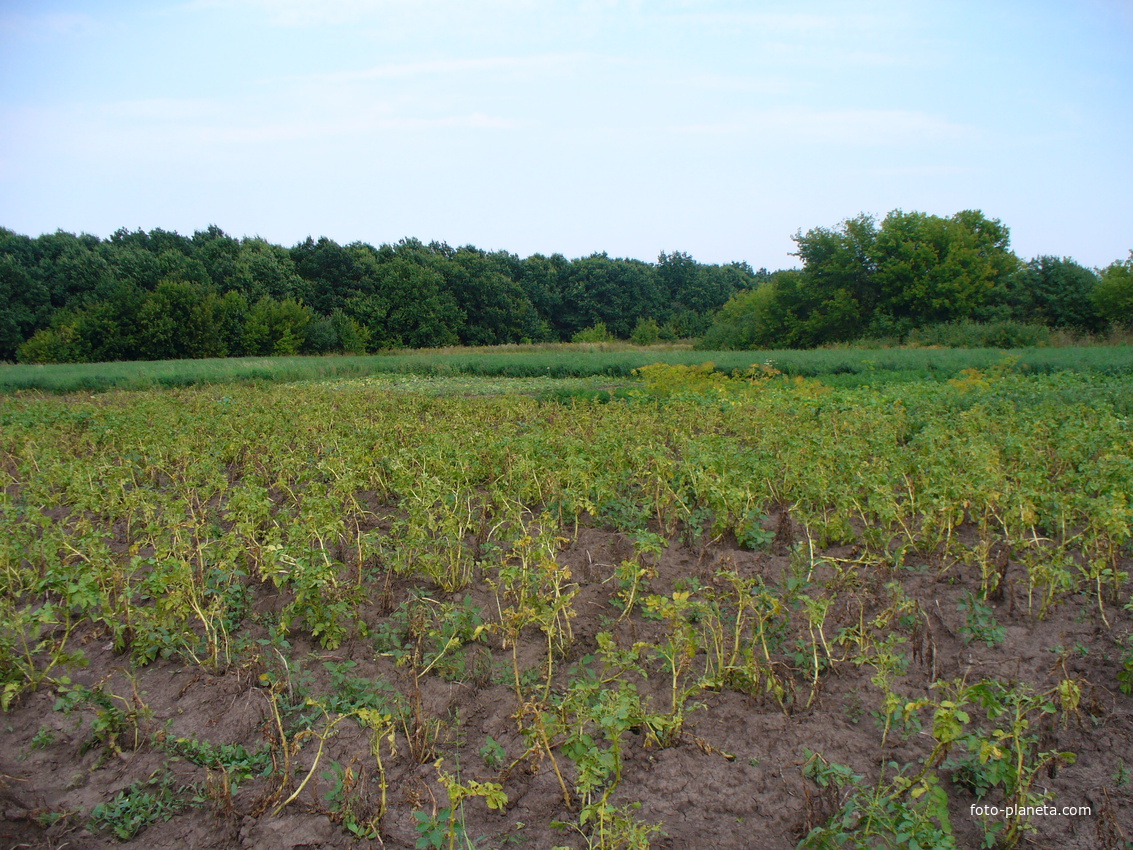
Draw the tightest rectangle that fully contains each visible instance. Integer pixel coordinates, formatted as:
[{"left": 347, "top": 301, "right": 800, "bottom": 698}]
[{"left": 3, "top": 343, "right": 1133, "bottom": 394}]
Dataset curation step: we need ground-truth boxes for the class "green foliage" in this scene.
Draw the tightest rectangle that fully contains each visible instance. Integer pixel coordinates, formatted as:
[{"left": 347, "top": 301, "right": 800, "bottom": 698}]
[
  {"left": 330, "top": 309, "right": 369, "bottom": 353},
  {"left": 415, "top": 760, "right": 508, "bottom": 850},
  {"left": 89, "top": 773, "right": 190, "bottom": 840},
  {"left": 244, "top": 296, "right": 313, "bottom": 356},
  {"left": 1, "top": 225, "right": 761, "bottom": 364},
  {"left": 1001, "top": 256, "right": 1103, "bottom": 331},
  {"left": 629, "top": 317, "right": 661, "bottom": 345},
  {"left": 906, "top": 320, "right": 1051, "bottom": 349},
  {"left": 700, "top": 209, "right": 1042, "bottom": 349},
  {"left": 0, "top": 600, "right": 85, "bottom": 709},
  {"left": 136, "top": 279, "right": 224, "bottom": 360},
  {"left": 0, "top": 247, "right": 46, "bottom": 361},
  {"left": 374, "top": 594, "right": 488, "bottom": 681},
  {"left": 872, "top": 209, "right": 1017, "bottom": 325},
  {"left": 799, "top": 751, "right": 955, "bottom": 850},
  {"left": 1093, "top": 252, "right": 1133, "bottom": 326},
  {"left": 553, "top": 800, "right": 662, "bottom": 850},
  {"left": 274, "top": 551, "right": 357, "bottom": 650},
  {"left": 632, "top": 361, "right": 732, "bottom": 397},
  {"left": 6, "top": 341, "right": 1133, "bottom": 394},
  {"left": 696, "top": 279, "right": 782, "bottom": 349},
  {"left": 29, "top": 727, "right": 57, "bottom": 749},
  {"left": 737, "top": 511, "right": 775, "bottom": 551},
  {"left": 17, "top": 324, "right": 84, "bottom": 364},
  {"left": 319, "top": 660, "right": 398, "bottom": 715},
  {"left": 415, "top": 808, "right": 452, "bottom": 849},
  {"left": 1118, "top": 634, "right": 1133, "bottom": 696},
  {"left": 931, "top": 679, "right": 1079, "bottom": 848},
  {"left": 573, "top": 322, "right": 615, "bottom": 343},
  {"left": 303, "top": 316, "right": 340, "bottom": 354},
  {"left": 320, "top": 760, "right": 381, "bottom": 839},
  {"left": 957, "top": 592, "right": 1006, "bottom": 647},
  {"left": 552, "top": 665, "right": 665, "bottom": 848},
  {"left": 1, "top": 360, "right": 1130, "bottom": 847},
  {"left": 53, "top": 680, "right": 150, "bottom": 757},
  {"left": 165, "top": 735, "right": 271, "bottom": 785},
  {"left": 479, "top": 735, "right": 507, "bottom": 770}
]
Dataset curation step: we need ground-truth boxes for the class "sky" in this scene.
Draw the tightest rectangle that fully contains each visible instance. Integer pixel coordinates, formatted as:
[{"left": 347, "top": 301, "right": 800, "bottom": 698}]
[{"left": 1, "top": 0, "right": 1130, "bottom": 271}]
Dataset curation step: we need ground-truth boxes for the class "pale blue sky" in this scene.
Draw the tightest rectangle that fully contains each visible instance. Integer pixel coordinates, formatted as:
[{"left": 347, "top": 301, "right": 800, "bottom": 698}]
[{"left": 2, "top": 0, "right": 1130, "bottom": 269}]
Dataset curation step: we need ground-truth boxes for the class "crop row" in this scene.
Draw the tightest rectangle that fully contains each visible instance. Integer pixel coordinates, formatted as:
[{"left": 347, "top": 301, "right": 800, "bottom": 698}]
[{"left": 0, "top": 368, "right": 1130, "bottom": 846}]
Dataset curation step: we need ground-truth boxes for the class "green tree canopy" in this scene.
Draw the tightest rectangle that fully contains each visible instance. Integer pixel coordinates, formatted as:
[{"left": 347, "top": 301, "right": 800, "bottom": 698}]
[
  {"left": 1093, "top": 252, "right": 1133, "bottom": 326},
  {"left": 702, "top": 209, "right": 1030, "bottom": 349},
  {"left": 998, "top": 256, "right": 1103, "bottom": 331}
]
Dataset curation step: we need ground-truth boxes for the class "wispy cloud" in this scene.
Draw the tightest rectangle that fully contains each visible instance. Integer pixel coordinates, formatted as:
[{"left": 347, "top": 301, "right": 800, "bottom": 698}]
[
  {"left": 294, "top": 54, "right": 585, "bottom": 84},
  {"left": 655, "top": 10, "right": 863, "bottom": 31},
  {"left": 865, "top": 164, "right": 978, "bottom": 177},
  {"left": 98, "top": 98, "right": 228, "bottom": 122},
  {"left": 377, "top": 113, "right": 520, "bottom": 130},
  {"left": 681, "top": 72, "right": 795, "bottom": 96},
  {"left": 1, "top": 93, "right": 519, "bottom": 175},
  {"left": 184, "top": 0, "right": 879, "bottom": 33},
  {"left": 182, "top": 0, "right": 540, "bottom": 27},
  {"left": 0, "top": 10, "right": 100, "bottom": 40},
  {"left": 672, "top": 108, "right": 979, "bottom": 146},
  {"left": 180, "top": 113, "right": 518, "bottom": 145}
]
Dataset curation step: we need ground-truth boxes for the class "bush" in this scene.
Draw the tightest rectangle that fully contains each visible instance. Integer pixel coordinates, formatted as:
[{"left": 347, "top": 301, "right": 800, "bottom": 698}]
[
  {"left": 18, "top": 325, "right": 84, "bottom": 364},
  {"left": 906, "top": 321, "right": 1051, "bottom": 349},
  {"left": 303, "top": 318, "right": 339, "bottom": 354},
  {"left": 331, "top": 311, "right": 370, "bottom": 354},
  {"left": 244, "top": 297, "right": 313, "bottom": 356},
  {"left": 630, "top": 318, "right": 660, "bottom": 345},
  {"left": 572, "top": 322, "right": 614, "bottom": 343},
  {"left": 694, "top": 273, "right": 809, "bottom": 350}
]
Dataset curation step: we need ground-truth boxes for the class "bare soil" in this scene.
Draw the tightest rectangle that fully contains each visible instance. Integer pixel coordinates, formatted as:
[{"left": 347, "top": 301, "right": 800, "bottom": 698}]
[{"left": 3, "top": 524, "right": 1131, "bottom": 850}]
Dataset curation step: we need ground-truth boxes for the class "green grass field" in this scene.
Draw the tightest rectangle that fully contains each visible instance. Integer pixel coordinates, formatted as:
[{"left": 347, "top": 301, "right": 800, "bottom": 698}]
[{"left": 3, "top": 342, "right": 1133, "bottom": 393}]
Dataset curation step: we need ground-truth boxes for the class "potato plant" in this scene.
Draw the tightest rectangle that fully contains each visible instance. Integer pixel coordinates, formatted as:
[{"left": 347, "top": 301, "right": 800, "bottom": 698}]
[{"left": 0, "top": 366, "right": 1129, "bottom": 848}]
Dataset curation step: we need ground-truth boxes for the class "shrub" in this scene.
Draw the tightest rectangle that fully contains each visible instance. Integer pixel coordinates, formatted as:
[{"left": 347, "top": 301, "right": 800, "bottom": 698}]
[
  {"left": 630, "top": 318, "right": 660, "bottom": 346},
  {"left": 572, "top": 322, "right": 614, "bottom": 343},
  {"left": 906, "top": 320, "right": 1050, "bottom": 349}
]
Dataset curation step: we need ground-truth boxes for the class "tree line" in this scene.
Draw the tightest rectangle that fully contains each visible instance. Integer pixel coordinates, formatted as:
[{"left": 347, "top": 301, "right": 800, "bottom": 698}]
[
  {"left": 700, "top": 210, "right": 1131, "bottom": 349},
  {"left": 0, "top": 226, "right": 760, "bottom": 363},
  {"left": 2, "top": 212, "right": 1129, "bottom": 364}
]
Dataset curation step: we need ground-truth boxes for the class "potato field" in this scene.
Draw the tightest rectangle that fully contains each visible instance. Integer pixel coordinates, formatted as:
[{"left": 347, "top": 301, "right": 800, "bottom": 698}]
[{"left": 1, "top": 362, "right": 1131, "bottom": 849}]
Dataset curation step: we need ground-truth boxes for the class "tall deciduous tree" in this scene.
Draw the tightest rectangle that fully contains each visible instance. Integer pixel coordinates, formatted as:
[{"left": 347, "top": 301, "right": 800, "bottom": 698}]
[
  {"left": 1093, "top": 252, "right": 1133, "bottom": 327},
  {"left": 135, "top": 279, "right": 223, "bottom": 360},
  {"left": 998, "top": 256, "right": 1102, "bottom": 330},
  {"left": 0, "top": 250, "right": 47, "bottom": 360},
  {"left": 870, "top": 210, "right": 1017, "bottom": 327},
  {"left": 787, "top": 209, "right": 1019, "bottom": 342},
  {"left": 230, "top": 239, "right": 308, "bottom": 304}
]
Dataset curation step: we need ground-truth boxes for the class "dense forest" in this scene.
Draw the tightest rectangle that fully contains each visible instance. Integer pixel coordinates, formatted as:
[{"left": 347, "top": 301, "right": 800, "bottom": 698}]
[
  {"left": 0, "top": 226, "right": 760, "bottom": 363},
  {"left": 1, "top": 210, "right": 1129, "bottom": 363}
]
